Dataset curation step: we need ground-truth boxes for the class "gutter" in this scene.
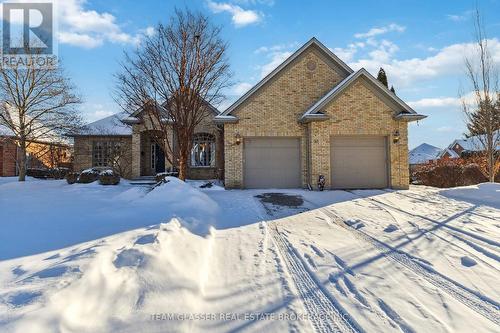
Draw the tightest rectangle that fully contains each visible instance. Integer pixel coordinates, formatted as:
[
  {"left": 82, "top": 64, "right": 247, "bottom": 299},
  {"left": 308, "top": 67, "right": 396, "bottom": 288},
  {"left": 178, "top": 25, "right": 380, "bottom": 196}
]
[
  {"left": 394, "top": 113, "right": 427, "bottom": 122},
  {"left": 213, "top": 116, "right": 239, "bottom": 124},
  {"left": 298, "top": 113, "right": 330, "bottom": 124}
]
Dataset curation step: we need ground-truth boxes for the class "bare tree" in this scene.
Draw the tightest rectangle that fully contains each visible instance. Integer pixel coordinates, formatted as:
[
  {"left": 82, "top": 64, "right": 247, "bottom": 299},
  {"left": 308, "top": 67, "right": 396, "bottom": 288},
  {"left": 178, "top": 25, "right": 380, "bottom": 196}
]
[
  {"left": 461, "top": 8, "right": 500, "bottom": 182},
  {"left": 115, "top": 8, "right": 231, "bottom": 181},
  {"left": 0, "top": 51, "right": 82, "bottom": 181}
]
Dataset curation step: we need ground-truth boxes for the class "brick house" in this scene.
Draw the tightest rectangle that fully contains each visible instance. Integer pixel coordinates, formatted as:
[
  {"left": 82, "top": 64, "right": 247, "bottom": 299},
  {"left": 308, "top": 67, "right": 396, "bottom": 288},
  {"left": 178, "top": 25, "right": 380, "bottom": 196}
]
[
  {"left": 1, "top": 128, "right": 71, "bottom": 177},
  {"left": 215, "top": 38, "right": 425, "bottom": 189},
  {"left": 70, "top": 104, "right": 223, "bottom": 180},
  {"left": 70, "top": 38, "right": 425, "bottom": 189},
  {"left": 440, "top": 131, "right": 500, "bottom": 159}
]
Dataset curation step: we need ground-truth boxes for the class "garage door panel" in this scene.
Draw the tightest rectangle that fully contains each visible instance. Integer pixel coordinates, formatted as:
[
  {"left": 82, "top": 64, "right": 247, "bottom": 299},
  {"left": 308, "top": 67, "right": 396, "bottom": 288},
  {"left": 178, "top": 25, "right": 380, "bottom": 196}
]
[
  {"left": 331, "top": 136, "right": 388, "bottom": 189},
  {"left": 244, "top": 138, "right": 301, "bottom": 188}
]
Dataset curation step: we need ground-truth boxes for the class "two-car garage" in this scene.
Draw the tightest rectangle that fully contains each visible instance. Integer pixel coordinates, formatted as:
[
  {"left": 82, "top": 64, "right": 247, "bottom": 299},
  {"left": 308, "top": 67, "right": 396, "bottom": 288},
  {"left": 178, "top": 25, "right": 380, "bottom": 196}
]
[{"left": 242, "top": 136, "right": 389, "bottom": 189}]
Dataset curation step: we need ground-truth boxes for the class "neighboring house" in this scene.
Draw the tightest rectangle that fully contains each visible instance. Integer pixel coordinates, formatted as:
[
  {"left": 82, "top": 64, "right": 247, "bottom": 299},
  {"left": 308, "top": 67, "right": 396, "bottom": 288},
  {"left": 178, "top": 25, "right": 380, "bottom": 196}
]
[
  {"left": 0, "top": 125, "right": 71, "bottom": 177},
  {"left": 409, "top": 143, "right": 442, "bottom": 169},
  {"left": 69, "top": 37, "right": 426, "bottom": 189},
  {"left": 215, "top": 38, "right": 425, "bottom": 189},
  {"left": 442, "top": 130, "right": 500, "bottom": 159},
  {"left": 69, "top": 103, "right": 223, "bottom": 180},
  {"left": 438, "top": 148, "right": 460, "bottom": 160}
]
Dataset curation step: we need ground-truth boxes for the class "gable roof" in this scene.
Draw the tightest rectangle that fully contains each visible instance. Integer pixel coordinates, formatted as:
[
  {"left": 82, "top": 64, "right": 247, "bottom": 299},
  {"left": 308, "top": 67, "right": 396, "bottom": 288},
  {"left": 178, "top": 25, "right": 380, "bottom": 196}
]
[
  {"left": 409, "top": 143, "right": 442, "bottom": 164},
  {"left": 1, "top": 104, "right": 69, "bottom": 143},
  {"left": 68, "top": 112, "right": 132, "bottom": 137},
  {"left": 216, "top": 37, "right": 354, "bottom": 119},
  {"left": 447, "top": 130, "right": 500, "bottom": 152},
  {"left": 438, "top": 148, "right": 460, "bottom": 159},
  {"left": 300, "top": 68, "right": 426, "bottom": 122}
]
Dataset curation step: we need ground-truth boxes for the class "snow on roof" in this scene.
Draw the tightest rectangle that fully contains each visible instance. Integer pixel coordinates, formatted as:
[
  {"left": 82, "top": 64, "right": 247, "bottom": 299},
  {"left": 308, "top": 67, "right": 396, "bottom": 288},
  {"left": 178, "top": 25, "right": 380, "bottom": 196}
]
[
  {"left": 439, "top": 148, "right": 460, "bottom": 159},
  {"left": 73, "top": 112, "right": 132, "bottom": 136},
  {"left": 1, "top": 105, "right": 66, "bottom": 143},
  {"left": 449, "top": 130, "right": 500, "bottom": 152},
  {"left": 409, "top": 143, "right": 442, "bottom": 165}
]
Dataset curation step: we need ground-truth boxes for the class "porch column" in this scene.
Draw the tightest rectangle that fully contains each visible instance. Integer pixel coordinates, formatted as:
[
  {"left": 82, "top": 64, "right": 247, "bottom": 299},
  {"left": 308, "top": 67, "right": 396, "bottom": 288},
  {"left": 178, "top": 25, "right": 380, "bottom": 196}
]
[{"left": 131, "top": 128, "right": 141, "bottom": 178}]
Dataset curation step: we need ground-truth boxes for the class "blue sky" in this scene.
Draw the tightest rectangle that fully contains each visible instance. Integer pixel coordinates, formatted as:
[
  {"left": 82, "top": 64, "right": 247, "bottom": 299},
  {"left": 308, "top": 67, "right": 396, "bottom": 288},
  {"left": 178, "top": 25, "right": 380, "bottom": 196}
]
[{"left": 31, "top": 0, "right": 500, "bottom": 148}]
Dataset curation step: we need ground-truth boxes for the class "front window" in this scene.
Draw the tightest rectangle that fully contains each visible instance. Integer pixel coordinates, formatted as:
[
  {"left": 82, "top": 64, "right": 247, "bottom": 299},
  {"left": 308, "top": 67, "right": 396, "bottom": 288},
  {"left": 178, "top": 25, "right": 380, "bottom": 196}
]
[
  {"left": 92, "top": 141, "right": 121, "bottom": 167},
  {"left": 190, "top": 133, "right": 215, "bottom": 167}
]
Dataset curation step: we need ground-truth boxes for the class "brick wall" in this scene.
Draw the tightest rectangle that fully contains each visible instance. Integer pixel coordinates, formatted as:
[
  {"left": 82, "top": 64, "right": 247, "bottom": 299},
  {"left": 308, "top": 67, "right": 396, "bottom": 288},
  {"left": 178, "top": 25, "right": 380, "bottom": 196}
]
[
  {"left": 73, "top": 136, "right": 133, "bottom": 178},
  {"left": 0, "top": 140, "right": 17, "bottom": 176},
  {"left": 130, "top": 112, "right": 222, "bottom": 179},
  {"left": 223, "top": 45, "right": 410, "bottom": 189},
  {"left": 224, "top": 46, "right": 345, "bottom": 188},
  {"left": 310, "top": 79, "right": 409, "bottom": 189}
]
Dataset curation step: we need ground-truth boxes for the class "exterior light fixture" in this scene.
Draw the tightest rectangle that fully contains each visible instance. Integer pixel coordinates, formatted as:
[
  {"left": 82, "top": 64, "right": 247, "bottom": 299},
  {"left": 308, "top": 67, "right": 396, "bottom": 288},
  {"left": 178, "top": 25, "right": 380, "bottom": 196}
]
[
  {"left": 235, "top": 133, "right": 242, "bottom": 145},
  {"left": 393, "top": 130, "right": 400, "bottom": 144}
]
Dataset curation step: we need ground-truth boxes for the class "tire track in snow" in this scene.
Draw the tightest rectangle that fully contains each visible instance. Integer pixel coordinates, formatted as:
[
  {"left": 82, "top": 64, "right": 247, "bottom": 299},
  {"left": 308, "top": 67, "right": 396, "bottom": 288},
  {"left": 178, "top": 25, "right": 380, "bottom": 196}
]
[
  {"left": 267, "top": 222, "right": 363, "bottom": 333},
  {"left": 320, "top": 208, "right": 500, "bottom": 326},
  {"left": 372, "top": 191, "right": 500, "bottom": 248},
  {"left": 352, "top": 193, "right": 500, "bottom": 269}
]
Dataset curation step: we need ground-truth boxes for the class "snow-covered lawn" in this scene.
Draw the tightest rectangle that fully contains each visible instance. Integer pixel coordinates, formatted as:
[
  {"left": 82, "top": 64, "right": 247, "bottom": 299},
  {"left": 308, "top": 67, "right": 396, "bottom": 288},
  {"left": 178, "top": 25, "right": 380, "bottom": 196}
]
[{"left": 0, "top": 178, "right": 499, "bottom": 332}]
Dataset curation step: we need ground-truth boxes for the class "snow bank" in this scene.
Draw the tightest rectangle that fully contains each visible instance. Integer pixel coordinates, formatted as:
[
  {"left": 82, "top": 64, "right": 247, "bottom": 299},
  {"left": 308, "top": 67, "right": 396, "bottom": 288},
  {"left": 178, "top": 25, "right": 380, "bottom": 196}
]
[
  {"left": 0, "top": 177, "right": 219, "bottom": 259},
  {"left": 142, "top": 177, "right": 219, "bottom": 234},
  {"left": 440, "top": 182, "right": 500, "bottom": 208},
  {"left": 1, "top": 218, "right": 216, "bottom": 333}
]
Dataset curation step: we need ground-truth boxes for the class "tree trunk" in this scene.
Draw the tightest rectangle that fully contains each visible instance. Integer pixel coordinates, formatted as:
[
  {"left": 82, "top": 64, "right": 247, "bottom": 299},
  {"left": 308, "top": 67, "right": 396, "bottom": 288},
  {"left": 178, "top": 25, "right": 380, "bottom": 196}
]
[
  {"left": 178, "top": 155, "right": 187, "bottom": 181},
  {"left": 488, "top": 150, "right": 495, "bottom": 182},
  {"left": 18, "top": 140, "right": 26, "bottom": 182}
]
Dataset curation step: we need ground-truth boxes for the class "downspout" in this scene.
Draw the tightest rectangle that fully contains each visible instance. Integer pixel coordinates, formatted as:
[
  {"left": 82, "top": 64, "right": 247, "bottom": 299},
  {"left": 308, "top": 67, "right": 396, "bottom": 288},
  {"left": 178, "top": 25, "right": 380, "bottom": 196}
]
[{"left": 305, "top": 123, "right": 312, "bottom": 190}]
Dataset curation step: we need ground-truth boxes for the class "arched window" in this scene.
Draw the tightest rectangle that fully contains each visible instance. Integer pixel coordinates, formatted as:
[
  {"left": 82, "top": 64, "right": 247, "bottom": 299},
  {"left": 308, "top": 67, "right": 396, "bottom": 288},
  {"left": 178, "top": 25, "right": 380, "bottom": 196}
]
[{"left": 191, "top": 133, "right": 216, "bottom": 167}]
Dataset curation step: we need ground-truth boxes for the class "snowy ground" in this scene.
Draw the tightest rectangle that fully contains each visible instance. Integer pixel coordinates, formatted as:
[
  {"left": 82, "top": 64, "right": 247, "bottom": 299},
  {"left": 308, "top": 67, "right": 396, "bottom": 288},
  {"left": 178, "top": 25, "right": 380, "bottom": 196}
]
[{"left": 0, "top": 177, "right": 499, "bottom": 332}]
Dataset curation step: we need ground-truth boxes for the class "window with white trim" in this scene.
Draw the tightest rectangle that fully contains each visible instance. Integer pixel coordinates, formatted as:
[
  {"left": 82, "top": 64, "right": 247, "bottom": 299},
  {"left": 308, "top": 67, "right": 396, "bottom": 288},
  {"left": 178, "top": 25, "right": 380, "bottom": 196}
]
[
  {"left": 92, "top": 141, "right": 121, "bottom": 167},
  {"left": 190, "top": 133, "right": 215, "bottom": 167}
]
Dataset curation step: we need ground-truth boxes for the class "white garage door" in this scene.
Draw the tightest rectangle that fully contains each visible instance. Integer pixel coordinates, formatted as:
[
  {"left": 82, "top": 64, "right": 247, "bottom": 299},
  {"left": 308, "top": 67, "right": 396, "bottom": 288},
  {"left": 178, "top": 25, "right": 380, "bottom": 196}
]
[
  {"left": 331, "top": 136, "right": 388, "bottom": 189},
  {"left": 244, "top": 138, "right": 301, "bottom": 188}
]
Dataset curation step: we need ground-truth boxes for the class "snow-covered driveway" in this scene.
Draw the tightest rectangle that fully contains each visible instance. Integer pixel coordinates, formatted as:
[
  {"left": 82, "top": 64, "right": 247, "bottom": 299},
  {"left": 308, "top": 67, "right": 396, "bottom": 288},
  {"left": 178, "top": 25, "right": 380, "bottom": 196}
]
[{"left": 0, "top": 178, "right": 499, "bottom": 332}]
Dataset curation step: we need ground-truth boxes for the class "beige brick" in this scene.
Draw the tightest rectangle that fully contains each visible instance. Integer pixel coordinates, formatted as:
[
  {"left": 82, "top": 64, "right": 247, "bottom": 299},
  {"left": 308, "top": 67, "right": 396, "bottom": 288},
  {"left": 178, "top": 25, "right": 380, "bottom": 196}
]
[{"left": 224, "top": 45, "right": 410, "bottom": 190}]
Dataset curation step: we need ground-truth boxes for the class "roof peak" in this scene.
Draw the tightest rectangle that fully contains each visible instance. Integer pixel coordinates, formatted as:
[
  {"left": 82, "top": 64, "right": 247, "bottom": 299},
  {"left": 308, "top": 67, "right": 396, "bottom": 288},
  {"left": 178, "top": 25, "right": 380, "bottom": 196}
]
[{"left": 217, "top": 37, "right": 354, "bottom": 118}]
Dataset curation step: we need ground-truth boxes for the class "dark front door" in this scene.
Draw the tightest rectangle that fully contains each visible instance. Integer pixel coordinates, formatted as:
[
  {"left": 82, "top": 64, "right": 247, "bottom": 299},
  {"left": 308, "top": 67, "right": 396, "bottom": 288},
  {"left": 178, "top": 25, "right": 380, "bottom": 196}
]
[{"left": 152, "top": 143, "right": 165, "bottom": 174}]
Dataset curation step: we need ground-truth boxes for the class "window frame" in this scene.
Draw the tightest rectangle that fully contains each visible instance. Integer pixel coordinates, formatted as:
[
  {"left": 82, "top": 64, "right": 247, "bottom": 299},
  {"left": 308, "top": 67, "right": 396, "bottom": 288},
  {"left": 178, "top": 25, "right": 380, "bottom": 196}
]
[
  {"left": 92, "top": 140, "right": 121, "bottom": 167},
  {"left": 190, "top": 133, "right": 216, "bottom": 168}
]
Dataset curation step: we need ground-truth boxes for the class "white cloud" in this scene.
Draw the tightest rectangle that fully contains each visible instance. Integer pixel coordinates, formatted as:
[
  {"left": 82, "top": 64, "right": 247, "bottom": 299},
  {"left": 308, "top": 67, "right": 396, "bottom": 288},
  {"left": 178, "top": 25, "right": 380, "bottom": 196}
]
[
  {"left": 58, "top": 32, "right": 103, "bottom": 49},
  {"left": 143, "top": 26, "right": 156, "bottom": 37},
  {"left": 436, "top": 126, "right": 454, "bottom": 132},
  {"left": 354, "top": 23, "right": 405, "bottom": 39},
  {"left": 56, "top": 0, "right": 152, "bottom": 48},
  {"left": 330, "top": 42, "right": 364, "bottom": 62},
  {"left": 207, "top": 1, "right": 261, "bottom": 27},
  {"left": 259, "top": 51, "right": 292, "bottom": 78},
  {"left": 254, "top": 42, "right": 298, "bottom": 54},
  {"left": 447, "top": 14, "right": 466, "bottom": 22},
  {"left": 447, "top": 10, "right": 473, "bottom": 22},
  {"left": 408, "top": 97, "right": 461, "bottom": 109},
  {"left": 233, "top": 82, "right": 253, "bottom": 95},
  {"left": 84, "top": 104, "right": 115, "bottom": 122},
  {"left": 232, "top": 0, "right": 275, "bottom": 5},
  {"left": 348, "top": 38, "right": 500, "bottom": 87}
]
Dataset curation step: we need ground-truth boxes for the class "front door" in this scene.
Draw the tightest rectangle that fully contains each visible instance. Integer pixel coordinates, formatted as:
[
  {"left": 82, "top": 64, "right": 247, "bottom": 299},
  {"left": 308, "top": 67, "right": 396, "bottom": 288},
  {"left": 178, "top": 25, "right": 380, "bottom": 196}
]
[{"left": 151, "top": 143, "right": 165, "bottom": 174}]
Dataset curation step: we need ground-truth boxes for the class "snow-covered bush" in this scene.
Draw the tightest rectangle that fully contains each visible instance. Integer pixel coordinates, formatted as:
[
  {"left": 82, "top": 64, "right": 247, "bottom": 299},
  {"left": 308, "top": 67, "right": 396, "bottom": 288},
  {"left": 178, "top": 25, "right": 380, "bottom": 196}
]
[
  {"left": 77, "top": 168, "right": 100, "bottom": 184},
  {"left": 155, "top": 170, "right": 178, "bottom": 183},
  {"left": 65, "top": 172, "right": 79, "bottom": 184},
  {"left": 99, "top": 170, "right": 120, "bottom": 185}
]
